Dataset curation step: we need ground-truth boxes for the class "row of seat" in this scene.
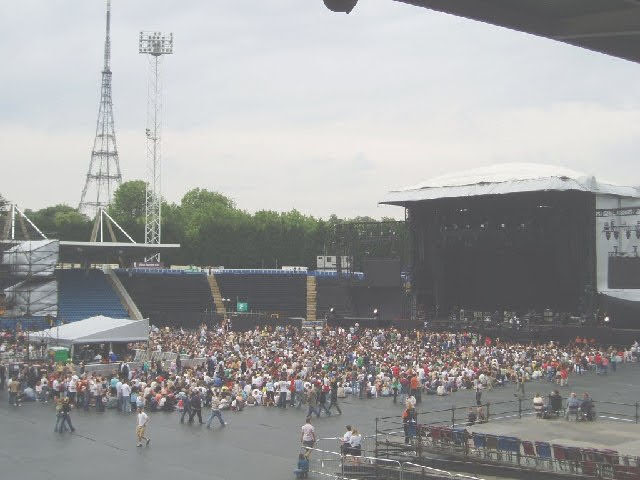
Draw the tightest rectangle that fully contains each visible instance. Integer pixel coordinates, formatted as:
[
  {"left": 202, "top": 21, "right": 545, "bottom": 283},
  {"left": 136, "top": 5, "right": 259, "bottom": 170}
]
[
  {"left": 116, "top": 273, "right": 214, "bottom": 328},
  {"left": 216, "top": 274, "right": 307, "bottom": 318},
  {"left": 57, "top": 269, "right": 129, "bottom": 323},
  {"left": 423, "top": 426, "right": 640, "bottom": 479}
]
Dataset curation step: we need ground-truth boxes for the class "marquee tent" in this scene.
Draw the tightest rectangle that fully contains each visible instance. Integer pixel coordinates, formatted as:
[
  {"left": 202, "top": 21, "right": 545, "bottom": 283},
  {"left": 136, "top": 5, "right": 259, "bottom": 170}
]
[{"left": 29, "top": 316, "right": 149, "bottom": 347}]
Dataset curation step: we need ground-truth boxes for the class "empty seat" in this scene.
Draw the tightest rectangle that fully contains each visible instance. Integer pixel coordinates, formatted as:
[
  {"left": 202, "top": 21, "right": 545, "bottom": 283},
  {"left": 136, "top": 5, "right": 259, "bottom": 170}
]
[
  {"left": 57, "top": 269, "right": 128, "bottom": 323},
  {"left": 117, "top": 272, "right": 214, "bottom": 328}
]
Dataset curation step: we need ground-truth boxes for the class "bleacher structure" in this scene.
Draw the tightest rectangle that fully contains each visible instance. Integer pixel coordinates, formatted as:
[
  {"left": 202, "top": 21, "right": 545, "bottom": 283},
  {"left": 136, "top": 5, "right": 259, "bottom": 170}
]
[
  {"left": 57, "top": 269, "right": 129, "bottom": 323},
  {"left": 214, "top": 271, "right": 307, "bottom": 319},
  {"left": 116, "top": 270, "right": 215, "bottom": 328}
]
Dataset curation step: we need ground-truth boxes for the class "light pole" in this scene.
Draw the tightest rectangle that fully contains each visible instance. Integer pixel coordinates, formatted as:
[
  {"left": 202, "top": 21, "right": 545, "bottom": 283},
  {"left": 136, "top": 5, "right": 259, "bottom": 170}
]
[{"left": 139, "top": 31, "right": 173, "bottom": 261}]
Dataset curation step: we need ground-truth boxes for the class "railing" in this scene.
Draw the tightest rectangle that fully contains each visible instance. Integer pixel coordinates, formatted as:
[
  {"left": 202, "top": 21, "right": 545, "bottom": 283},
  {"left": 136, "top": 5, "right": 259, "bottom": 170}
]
[
  {"left": 376, "top": 397, "right": 640, "bottom": 479},
  {"left": 305, "top": 447, "right": 483, "bottom": 480},
  {"left": 377, "top": 396, "right": 639, "bottom": 438}
]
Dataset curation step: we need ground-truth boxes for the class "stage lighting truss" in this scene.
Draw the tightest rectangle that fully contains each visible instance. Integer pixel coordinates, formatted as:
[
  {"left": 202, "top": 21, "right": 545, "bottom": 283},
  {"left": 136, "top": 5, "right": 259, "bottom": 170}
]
[{"left": 603, "top": 220, "right": 640, "bottom": 240}]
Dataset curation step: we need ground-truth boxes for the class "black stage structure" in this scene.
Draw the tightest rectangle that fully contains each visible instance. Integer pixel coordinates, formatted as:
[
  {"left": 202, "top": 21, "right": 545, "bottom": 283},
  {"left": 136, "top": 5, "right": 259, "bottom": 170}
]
[
  {"left": 408, "top": 190, "right": 595, "bottom": 316},
  {"left": 382, "top": 164, "right": 640, "bottom": 329}
]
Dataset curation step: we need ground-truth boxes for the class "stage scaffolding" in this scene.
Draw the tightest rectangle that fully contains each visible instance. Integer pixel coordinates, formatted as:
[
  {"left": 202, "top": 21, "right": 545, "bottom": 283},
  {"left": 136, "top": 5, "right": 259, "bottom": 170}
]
[{"left": 0, "top": 205, "right": 59, "bottom": 330}]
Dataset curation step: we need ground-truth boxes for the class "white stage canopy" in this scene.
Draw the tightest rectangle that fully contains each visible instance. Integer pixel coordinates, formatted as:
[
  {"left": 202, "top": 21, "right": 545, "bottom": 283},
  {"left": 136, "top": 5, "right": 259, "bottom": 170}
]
[
  {"left": 30, "top": 316, "right": 149, "bottom": 347},
  {"left": 381, "top": 163, "right": 640, "bottom": 205}
]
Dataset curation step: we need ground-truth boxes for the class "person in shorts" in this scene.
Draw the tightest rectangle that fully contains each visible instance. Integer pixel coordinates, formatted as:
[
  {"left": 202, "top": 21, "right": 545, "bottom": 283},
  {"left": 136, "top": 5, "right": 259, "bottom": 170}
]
[
  {"left": 136, "top": 407, "right": 150, "bottom": 447},
  {"left": 300, "top": 417, "right": 316, "bottom": 457}
]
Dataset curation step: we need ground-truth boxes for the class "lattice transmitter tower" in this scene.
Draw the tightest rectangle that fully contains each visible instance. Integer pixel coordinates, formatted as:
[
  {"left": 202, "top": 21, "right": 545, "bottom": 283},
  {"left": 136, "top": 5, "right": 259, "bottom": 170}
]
[
  {"left": 79, "top": 0, "right": 123, "bottom": 215},
  {"left": 139, "top": 31, "right": 173, "bottom": 261}
]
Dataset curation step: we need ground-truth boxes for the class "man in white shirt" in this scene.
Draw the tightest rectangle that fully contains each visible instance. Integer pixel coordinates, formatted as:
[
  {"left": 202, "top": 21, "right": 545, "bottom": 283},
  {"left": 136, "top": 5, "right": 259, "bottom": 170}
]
[
  {"left": 340, "top": 425, "right": 352, "bottom": 454},
  {"left": 136, "top": 407, "right": 150, "bottom": 447},
  {"left": 121, "top": 381, "right": 131, "bottom": 414}
]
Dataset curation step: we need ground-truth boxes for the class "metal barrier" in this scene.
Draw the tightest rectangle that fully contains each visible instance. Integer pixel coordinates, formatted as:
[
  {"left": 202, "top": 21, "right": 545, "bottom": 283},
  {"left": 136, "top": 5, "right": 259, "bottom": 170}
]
[
  {"left": 305, "top": 447, "right": 486, "bottom": 480},
  {"left": 401, "top": 462, "right": 481, "bottom": 480},
  {"left": 376, "top": 396, "right": 640, "bottom": 479},
  {"left": 317, "top": 435, "right": 377, "bottom": 457}
]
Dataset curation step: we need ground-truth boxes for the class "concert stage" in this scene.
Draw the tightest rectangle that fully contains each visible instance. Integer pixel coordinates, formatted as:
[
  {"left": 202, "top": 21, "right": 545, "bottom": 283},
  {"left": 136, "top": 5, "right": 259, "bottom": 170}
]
[{"left": 381, "top": 163, "right": 640, "bottom": 329}]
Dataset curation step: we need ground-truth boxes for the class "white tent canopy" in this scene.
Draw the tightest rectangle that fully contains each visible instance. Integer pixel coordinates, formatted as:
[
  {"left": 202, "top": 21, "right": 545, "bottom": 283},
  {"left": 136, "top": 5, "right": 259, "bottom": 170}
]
[
  {"left": 381, "top": 163, "right": 640, "bottom": 204},
  {"left": 30, "top": 316, "right": 149, "bottom": 347}
]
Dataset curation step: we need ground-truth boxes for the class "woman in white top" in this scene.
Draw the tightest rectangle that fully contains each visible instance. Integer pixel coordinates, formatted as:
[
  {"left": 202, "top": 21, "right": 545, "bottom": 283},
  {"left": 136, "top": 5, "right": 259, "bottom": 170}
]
[
  {"left": 349, "top": 428, "right": 362, "bottom": 456},
  {"left": 533, "top": 393, "right": 545, "bottom": 418}
]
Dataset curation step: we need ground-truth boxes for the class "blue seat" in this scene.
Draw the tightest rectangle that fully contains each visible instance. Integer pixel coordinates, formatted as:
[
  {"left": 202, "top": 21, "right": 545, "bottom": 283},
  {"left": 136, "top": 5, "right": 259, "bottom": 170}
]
[
  {"left": 452, "top": 428, "right": 467, "bottom": 447},
  {"left": 473, "top": 433, "right": 486, "bottom": 449}
]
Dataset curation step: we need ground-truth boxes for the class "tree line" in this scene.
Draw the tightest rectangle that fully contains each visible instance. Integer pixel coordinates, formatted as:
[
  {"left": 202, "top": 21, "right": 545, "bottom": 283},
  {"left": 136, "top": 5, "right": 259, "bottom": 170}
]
[{"left": 0, "top": 183, "right": 407, "bottom": 270}]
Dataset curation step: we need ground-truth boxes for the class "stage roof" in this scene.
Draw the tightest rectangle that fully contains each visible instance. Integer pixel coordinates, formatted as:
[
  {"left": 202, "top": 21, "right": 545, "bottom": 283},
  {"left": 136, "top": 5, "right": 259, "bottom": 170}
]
[
  {"left": 381, "top": 163, "right": 640, "bottom": 205},
  {"left": 396, "top": 0, "right": 640, "bottom": 64},
  {"left": 29, "top": 316, "right": 149, "bottom": 346},
  {"left": 58, "top": 241, "right": 180, "bottom": 263},
  {"left": 1, "top": 240, "right": 180, "bottom": 264}
]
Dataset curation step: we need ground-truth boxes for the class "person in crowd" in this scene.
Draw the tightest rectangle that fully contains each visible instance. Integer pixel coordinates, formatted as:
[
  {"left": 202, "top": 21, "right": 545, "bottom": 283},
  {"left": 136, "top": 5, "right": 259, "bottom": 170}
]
[
  {"left": 340, "top": 425, "right": 353, "bottom": 455},
  {"left": 349, "top": 428, "right": 363, "bottom": 456},
  {"left": 188, "top": 389, "right": 203, "bottom": 424},
  {"left": 566, "top": 392, "right": 581, "bottom": 420},
  {"left": 475, "top": 384, "right": 482, "bottom": 406},
  {"left": 121, "top": 380, "right": 131, "bottom": 414},
  {"left": 54, "top": 396, "right": 66, "bottom": 433},
  {"left": 467, "top": 407, "right": 477, "bottom": 426},
  {"left": 180, "top": 389, "right": 191, "bottom": 423},
  {"left": 533, "top": 392, "right": 545, "bottom": 418},
  {"left": 402, "top": 399, "right": 418, "bottom": 444},
  {"left": 549, "top": 389, "right": 563, "bottom": 416},
  {"left": 295, "top": 453, "right": 309, "bottom": 479},
  {"left": 8, "top": 376, "right": 21, "bottom": 407},
  {"left": 580, "top": 393, "right": 595, "bottom": 421},
  {"left": 306, "top": 385, "right": 319, "bottom": 418},
  {"left": 206, "top": 394, "right": 226, "bottom": 429},
  {"left": 60, "top": 397, "right": 75, "bottom": 433},
  {"left": 327, "top": 379, "right": 342, "bottom": 415}
]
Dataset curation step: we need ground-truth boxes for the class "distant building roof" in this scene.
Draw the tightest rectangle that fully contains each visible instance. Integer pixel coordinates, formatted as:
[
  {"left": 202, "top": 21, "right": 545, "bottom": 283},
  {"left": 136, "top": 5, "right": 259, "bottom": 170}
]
[{"left": 381, "top": 163, "right": 640, "bottom": 205}]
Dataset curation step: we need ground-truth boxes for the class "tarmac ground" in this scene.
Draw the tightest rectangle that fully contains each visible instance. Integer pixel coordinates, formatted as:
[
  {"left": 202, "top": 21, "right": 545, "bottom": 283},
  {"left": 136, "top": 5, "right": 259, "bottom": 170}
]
[{"left": 1, "top": 363, "right": 638, "bottom": 480}]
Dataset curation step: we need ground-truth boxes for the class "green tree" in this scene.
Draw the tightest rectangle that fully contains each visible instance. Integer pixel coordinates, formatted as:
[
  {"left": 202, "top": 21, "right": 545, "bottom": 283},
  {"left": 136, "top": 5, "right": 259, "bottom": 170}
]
[
  {"left": 108, "top": 181, "right": 147, "bottom": 242},
  {"left": 25, "top": 205, "right": 92, "bottom": 240}
]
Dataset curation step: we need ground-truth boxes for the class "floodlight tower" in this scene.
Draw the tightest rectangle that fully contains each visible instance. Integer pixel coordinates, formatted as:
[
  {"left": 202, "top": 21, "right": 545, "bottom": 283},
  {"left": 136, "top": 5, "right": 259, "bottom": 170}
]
[
  {"left": 139, "top": 31, "right": 173, "bottom": 260},
  {"left": 79, "top": 0, "right": 123, "bottom": 215}
]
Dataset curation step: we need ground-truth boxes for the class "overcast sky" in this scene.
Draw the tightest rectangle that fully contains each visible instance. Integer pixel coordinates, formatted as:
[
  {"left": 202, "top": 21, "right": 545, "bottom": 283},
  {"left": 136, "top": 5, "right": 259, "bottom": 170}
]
[{"left": 2, "top": 0, "right": 640, "bottom": 220}]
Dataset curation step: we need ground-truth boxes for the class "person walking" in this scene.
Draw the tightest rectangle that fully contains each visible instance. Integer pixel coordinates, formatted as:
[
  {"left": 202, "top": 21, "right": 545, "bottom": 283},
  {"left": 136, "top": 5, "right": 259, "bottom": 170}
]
[
  {"left": 206, "top": 394, "right": 227, "bottom": 428},
  {"left": 60, "top": 397, "right": 75, "bottom": 433},
  {"left": 9, "top": 377, "right": 21, "bottom": 407},
  {"left": 294, "top": 376, "right": 304, "bottom": 409},
  {"left": 54, "top": 397, "right": 66, "bottom": 433},
  {"left": 188, "top": 390, "right": 203, "bottom": 424},
  {"left": 318, "top": 385, "right": 332, "bottom": 417},
  {"left": 327, "top": 379, "right": 342, "bottom": 415},
  {"left": 180, "top": 389, "right": 192, "bottom": 423},
  {"left": 278, "top": 378, "right": 288, "bottom": 409},
  {"left": 300, "top": 416, "right": 316, "bottom": 457},
  {"left": 306, "top": 385, "right": 320, "bottom": 418},
  {"left": 136, "top": 407, "right": 151, "bottom": 447}
]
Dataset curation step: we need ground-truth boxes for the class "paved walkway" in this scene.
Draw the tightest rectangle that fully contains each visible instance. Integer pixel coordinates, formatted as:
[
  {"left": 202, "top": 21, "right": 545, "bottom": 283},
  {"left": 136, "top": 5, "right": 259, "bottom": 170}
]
[{"left": 0, "top": 364, "right": 638, "bottom": 480}]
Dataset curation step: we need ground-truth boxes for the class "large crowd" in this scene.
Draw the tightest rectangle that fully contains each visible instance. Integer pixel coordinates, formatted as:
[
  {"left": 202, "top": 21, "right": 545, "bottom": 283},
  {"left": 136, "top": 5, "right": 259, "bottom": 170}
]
[{"left": 1, "top": 325, "right": 639, "bottom": 431}]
